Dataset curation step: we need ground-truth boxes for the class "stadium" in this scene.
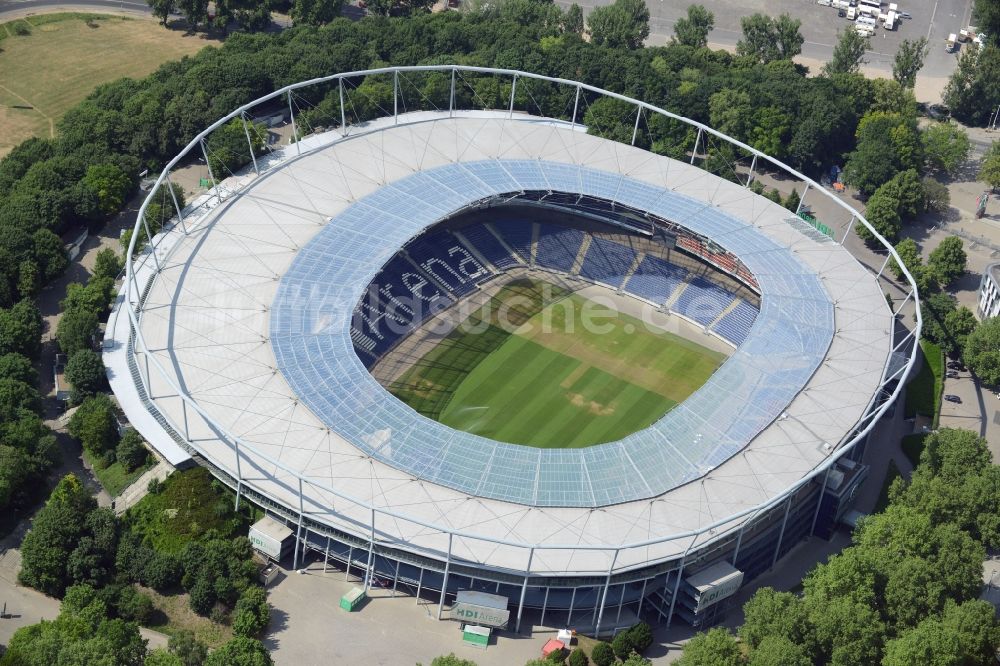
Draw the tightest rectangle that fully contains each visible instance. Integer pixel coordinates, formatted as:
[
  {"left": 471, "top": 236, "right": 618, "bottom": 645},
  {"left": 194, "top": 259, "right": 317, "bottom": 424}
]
[{"left": 105, "top": 66, "right": 921, "bottom": 637}]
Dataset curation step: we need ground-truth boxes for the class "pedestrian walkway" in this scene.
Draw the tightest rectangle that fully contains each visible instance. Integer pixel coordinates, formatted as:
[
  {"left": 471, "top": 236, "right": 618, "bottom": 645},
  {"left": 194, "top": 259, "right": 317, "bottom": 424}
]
[{"left": 113, "top": 460, "right": 174, "bottom": 516}]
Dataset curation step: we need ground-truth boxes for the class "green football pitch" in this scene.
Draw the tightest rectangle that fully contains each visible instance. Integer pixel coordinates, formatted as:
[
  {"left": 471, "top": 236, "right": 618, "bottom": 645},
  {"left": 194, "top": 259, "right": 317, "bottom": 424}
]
[{"left": 386, "top": 279, "right": 726, "bottom": 448}]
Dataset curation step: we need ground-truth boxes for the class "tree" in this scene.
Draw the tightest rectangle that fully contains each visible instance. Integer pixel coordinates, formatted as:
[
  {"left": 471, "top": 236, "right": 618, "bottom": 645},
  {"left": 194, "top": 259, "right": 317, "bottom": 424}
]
[
  {"left": 739, "top": 588, "right": 813, "bottom": 651},
  {"left": 93, "top": 248, "right": 123, "bottom": 281},
  {"left": 568, "top": 648, "right": 588, "bottom": 666},
  {"left": 922, "top": 177, "right": 951, "bottom": 214},
  {"left": 590, "top": 642, "right": 615, "bottom": 666},
  {"left": 586, "top": 0, "right": 650, "bottom": 50},
  {"left": 893, "top": 38, "right": 929, "bottom": 89},
  {"left": 973, "top": 0, "right": 1000, "bottom": 45},
  {"left": 865, "top": 189, "right": 903, "bottom": 241},
  {"left": 65, "top": 349, "right": 106, "bottom": 400},
  {"left": 893, "top": 428, "right": 1000, "bottom": 549},
  {"left": 979, "top": 141, "right": 1000, "bottom": 189},
  {"left": 627, "top": 622, "right": 653, "bottom": 653},
  {"left": 68, "top": 393, "right": 119, "bottom": 456},
  {"left": 116, "top": 429, "right": 149, "bottom": 473},
  {"left": 844, "top": 113, "right": 921, "bottom": 196},
  {"left": 562, "top": 4, "right": 584, "bottom": 34},
  {"left": 0, "top": 299, "right": 43, "bottom": 358},
  {"left": 805, "top": 595, "right": 885, "bottom": 666},
  {"left": 290, "top": 0, "right": 343, "bottom": 24},
  {"left": 890, "top": 238, "right": 921, "bottom": 282},
  {"left": 18, "top": 474, "right": 96, "bottom": 596},
  {"left": 56, "top": 306, "right": 99, "bottom": 357},
  {"left": 167, "top": 629, "right": 208, "bottom": 666},
  {"left": 943, "top": 46, "right": 1000, "bottom": 125},
  {"left": 178, "top": 0, "right": 209, "bottom": 28},
  {"left": 33, "top": 229, "right": 68, "bottom": 282},
  {"left": 611, "top": 630, "right": 635, "bottom": 660},
  {"left": 147, "top": 0, "right": 177, "bottom": 25},
  {"left": 748, "top": 636, "right": 811, "bottom": 666},
  {"left": 0, "top": 378, "right": 42, "bottom": 419},
  {"left": 824, "top": 29, "right": 869, "bottom": 76},
  {"left": 673, "top": 4, "right": 713, "bottom": 48},
  {"left": 82, "top": 164, "right": 132, "bottom": 217},
  {"left": 18, "top": 260, "right": 39, "bottom": 298},
  {"left": 205, "top": 119, "right": 267, "bottom": 180},
  {"left": 927, "top": 236, "right": 966, "bottom": 285},
  {"left": 783, "top": 188, "right": 800, "bottom": 213},
  {"left": 425, "top": 656, "right": 477, "bottom": 666},
  {"left": 203, "top": 636, "right": 272, "bottom": 666},
  {"left": 676, "top": 627, "right": 742, "bottom": 666},
  {"left": 737, "top": 13, "right": 803, "bottom": 64},
  {"left": 0, "top": 352, "right": 37, "bottom": 385},
  {"left": 965, "top": 317, "right": 1000, "bottom": 385},
  {"left": 921, "top": 122, "right": 970, "bottom": 175},
  {"left": 147, "top": 650, "right": 185, "bottom": 666},
  {"left": 232, "top": 586, "right": 270, "bottom": 637}
]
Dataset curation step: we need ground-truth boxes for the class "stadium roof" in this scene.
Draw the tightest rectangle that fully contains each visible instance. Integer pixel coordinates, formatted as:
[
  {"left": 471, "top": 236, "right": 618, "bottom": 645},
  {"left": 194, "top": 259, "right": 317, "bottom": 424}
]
[
  {"left": 271, "top": 160, "right": 833, "bottom": 507},
  {"left": 123, "top": 113, "right": 893, "bottom": 573}
]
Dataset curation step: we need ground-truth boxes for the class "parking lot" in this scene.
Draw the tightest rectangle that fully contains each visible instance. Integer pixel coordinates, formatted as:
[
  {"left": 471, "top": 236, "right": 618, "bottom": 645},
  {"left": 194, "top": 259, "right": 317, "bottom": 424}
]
[{"left": 557, "top": 0, "right": 975, "bottom": 102}]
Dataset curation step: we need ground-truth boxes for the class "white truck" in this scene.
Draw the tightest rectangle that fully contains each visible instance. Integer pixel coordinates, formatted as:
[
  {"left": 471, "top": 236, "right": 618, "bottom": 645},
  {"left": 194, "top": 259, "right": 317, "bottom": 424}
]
[
  {"left": 883, "top": 11, "right": 897, "bottom": 30},
  {"left": 946, "top": 33, "right": 958, "bottom": 52},
  {"left": 847, "top": 6, "right": 857, "bottom": 20}
]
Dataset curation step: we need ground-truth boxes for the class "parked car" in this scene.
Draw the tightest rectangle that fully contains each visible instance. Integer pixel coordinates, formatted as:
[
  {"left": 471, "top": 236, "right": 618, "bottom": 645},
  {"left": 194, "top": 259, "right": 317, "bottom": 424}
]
[
  {"left": 947, "top": 360, "right": 965, "bottom": 370},
  {"left": 946, "top": 370, "right": 959, "bottom": 379},
  {"left": 944, "top": 394, "right": 962, "bottom": 404},
  {"left": 898, "top": 10, "right": 912, "bottom": 18}
]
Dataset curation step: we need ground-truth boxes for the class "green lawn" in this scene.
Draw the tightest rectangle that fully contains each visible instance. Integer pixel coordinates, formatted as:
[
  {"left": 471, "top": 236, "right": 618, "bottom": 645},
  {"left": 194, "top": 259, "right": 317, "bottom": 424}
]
[
  {"left": 388, "top": 278, "right": 726, "bottom": 448},
  {"left": 0, "top": 13, "right": 215, "bottom": 156},
  {"left": 83, "top": 449, "right": 153, "bottom": 497},
  {"left": 904, "top": 339, "right": 944, "bottom": 426}
]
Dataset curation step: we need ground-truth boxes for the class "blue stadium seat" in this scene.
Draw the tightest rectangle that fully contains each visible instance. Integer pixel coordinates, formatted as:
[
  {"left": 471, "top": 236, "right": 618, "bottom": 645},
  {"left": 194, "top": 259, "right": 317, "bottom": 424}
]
[
  {"left": 535, "top": 223, "right": 584, "bottom": 273},
  {"left": 351, "top": 254, "right": 454, "bottom": 365},
  {"left": 458, "top": 225, "right": 521, "bottom": 270},
  {"left": 672, "top": 276, "right": 737, "bottom": 326},
  {"left": 711, "top": 299, "right": 759, "bottom": 346},
  {"left": 405, "top": 231, "right": 494, "bottom": 298},
  {"left": 490, "top": 218, "right": 533, "bottom": 263},
  {"left": 624, "top": 255, "right": 689, "bottom": 305},
  {"left": 579, "top": 236, "right": 638, "bottom": 288}
]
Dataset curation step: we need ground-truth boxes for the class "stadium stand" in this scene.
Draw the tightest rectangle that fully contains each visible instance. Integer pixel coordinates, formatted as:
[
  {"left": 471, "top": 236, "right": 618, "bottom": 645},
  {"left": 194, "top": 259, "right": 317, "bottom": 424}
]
[
  {"left": 672, "top": 275, "right": 737, "bottom": 326},
  {"left": 352, "top": 254, "right": 454, "bottom": 365},
  {"left": 405, "top": 231, "right": 495, "bottom": 298},
  {"left": 535, "top": 223, "right": 585, "bottom": 273},
  {"left": 579, "top": 236, "right": 639, "bottom": 288},
  {"left": 624, "top": 255, "right": 689, "bottom": 305},
  {"left": 711, "top": 299, "right": 759, "bottom": 346},
  {"left": 490, "top": 218, "right": 534, "bottom": 263},
  {"left": 356, "top": 221, "right": 761, "bottom": 366},
  {"left": 457, "top": 226, "right": 521, "bottom": 270}
]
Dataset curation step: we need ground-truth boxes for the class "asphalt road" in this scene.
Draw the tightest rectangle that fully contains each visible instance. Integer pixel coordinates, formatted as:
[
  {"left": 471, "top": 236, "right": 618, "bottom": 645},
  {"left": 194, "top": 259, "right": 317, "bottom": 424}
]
[
  {"left": 556, "top": 0, "right": 973, "bottom": 93},
  {"left": 0, "top": 0, "right": 153, "bottom": 17}
]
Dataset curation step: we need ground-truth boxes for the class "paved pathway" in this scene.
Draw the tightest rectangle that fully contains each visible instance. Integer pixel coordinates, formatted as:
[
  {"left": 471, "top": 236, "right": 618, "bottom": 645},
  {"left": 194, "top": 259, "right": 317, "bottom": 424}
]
[{"left": 114, "top": 460, "right": 174, "bottom": 515}]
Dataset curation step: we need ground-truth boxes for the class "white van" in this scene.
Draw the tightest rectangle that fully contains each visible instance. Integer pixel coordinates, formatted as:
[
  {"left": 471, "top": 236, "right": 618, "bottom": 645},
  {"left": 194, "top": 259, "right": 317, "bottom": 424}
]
[
  {"left": 883, "top": 11, "right": 897, "bottom": 29},
  {"left": 847, "top": 6, "right": 857, "bottom": 20},
  {"left": 855, "top": 24, "right": 875, "bottom": 37},
  {"left": 857, "top": 14, "right": 878, "bottom": 27}
]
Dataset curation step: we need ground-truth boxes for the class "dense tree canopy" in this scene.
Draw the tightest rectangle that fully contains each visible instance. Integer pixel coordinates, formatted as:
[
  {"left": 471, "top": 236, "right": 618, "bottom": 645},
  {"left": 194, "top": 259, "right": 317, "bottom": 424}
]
[
  {"left": 944, "top": 46, "right": 1000, "bottom": 125},
  {"left": 921, "top": 122, "right": 970, "bottom": 175},
  {"left": 736, "top": 13, "right": 803, "bottom": 64}
]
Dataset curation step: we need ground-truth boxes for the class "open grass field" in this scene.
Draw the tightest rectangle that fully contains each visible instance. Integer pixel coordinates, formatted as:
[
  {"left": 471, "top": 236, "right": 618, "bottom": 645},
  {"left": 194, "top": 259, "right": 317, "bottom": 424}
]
[
  {"left": 388, "top": 278, "right": 726, "bottom": 448},
  {"left": 0, "top": 13, "right": 215, "bottom": 156}
]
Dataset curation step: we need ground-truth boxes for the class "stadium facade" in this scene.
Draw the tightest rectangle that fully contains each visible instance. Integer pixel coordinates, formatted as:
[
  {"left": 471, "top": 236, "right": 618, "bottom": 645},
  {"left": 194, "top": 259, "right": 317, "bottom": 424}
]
[{"left": 105, "top": 67, "right": 921, "bottom": 636}]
